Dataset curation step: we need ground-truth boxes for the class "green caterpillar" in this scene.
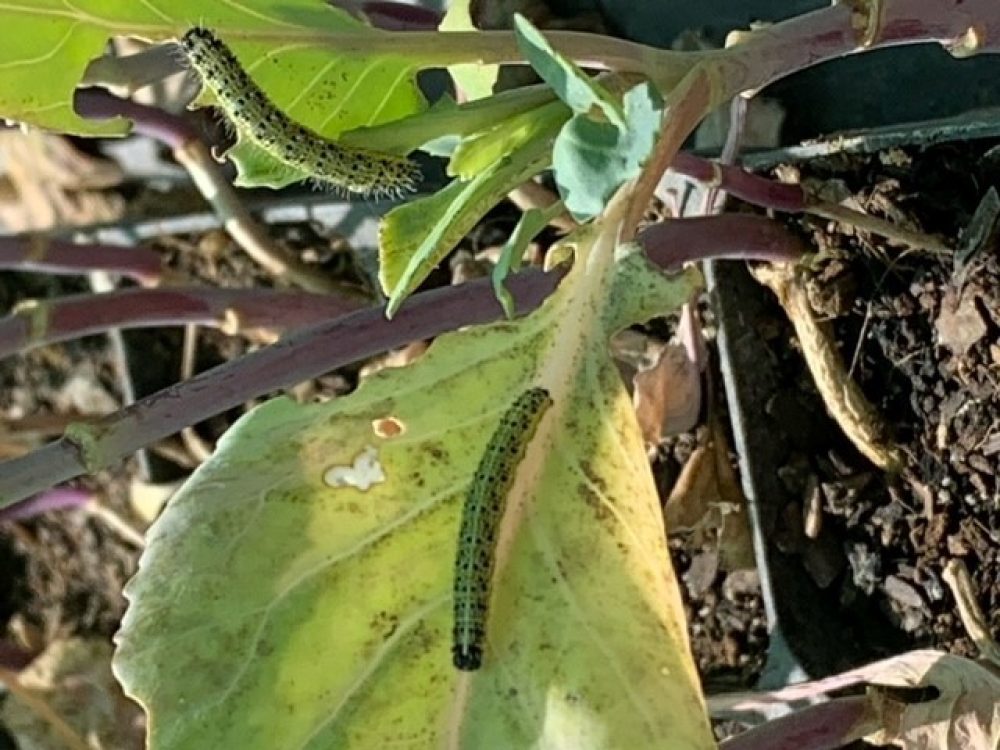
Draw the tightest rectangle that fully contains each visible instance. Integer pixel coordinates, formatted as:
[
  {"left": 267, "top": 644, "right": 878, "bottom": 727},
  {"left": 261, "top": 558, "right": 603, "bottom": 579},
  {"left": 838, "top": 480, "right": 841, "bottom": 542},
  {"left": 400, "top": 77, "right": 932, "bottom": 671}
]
[
  {"left": 452, "top": 387, "right": 552, "bottom": 671},
  {"left": 180, "top": 27, "right": 421, "bottom": 197}
]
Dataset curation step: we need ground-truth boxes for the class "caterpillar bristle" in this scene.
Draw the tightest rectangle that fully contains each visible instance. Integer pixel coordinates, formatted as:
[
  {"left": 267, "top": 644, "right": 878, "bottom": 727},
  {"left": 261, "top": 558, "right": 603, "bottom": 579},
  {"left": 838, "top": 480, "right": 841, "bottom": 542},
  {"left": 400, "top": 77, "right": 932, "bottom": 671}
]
[{"left": 179, "top": 26, "right": 421, "bottom": 197}]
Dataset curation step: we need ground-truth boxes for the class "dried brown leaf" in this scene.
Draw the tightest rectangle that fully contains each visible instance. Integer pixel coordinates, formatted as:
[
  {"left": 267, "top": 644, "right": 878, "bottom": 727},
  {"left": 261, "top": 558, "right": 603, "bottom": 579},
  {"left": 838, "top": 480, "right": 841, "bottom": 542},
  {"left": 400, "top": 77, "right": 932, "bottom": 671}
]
[
  {"left": 634, "top": 342, "right": 702, "bottom": 444},
  {"left": 664, "top": 422, "right": 755, "bottom": 571},
  {"left": 865, "top": 651, "right": 1000, "bottom": 750}
]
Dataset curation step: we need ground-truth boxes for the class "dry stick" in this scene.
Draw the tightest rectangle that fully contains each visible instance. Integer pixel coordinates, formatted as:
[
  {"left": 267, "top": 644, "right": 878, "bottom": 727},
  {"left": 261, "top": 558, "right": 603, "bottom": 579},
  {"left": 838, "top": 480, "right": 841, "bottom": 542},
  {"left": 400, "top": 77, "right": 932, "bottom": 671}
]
[
  {"left": 806, "top": 201, "right": 951, "bottom": 255},
  {"left": 942, "top": 558, "right": 1000, "bottom": 665},
  {"left": 750, "top": 262, "right": 904, "bottom": 472},
  {"left": 73, "top": 89, "right": 357, "bottom": 297},
  {"left": 0, "top": 668, "right": 91, "bottom": 750},
  {"left": 0, "top": 287, "right": 365, "bottom": 360},
  {"left": 83, "top": 498, "right": 146, "bottom": 548},
  {"left": 0, "top": 236, "right": 162, "bottom": 283},
  {"left": 179, "top": 324, "right": 214, "bottom": 464}
]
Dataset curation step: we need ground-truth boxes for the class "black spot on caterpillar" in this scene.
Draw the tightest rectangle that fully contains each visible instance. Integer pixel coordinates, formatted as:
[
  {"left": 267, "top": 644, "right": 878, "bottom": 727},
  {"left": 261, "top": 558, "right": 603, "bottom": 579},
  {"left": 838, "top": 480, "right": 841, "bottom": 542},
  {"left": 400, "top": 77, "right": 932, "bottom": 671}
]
[
  {"left": 179, "top": 27, "right": 421, "bottom": 197},
  {"left": 453, "top": 387, "right": 552, "bottom": 671}
]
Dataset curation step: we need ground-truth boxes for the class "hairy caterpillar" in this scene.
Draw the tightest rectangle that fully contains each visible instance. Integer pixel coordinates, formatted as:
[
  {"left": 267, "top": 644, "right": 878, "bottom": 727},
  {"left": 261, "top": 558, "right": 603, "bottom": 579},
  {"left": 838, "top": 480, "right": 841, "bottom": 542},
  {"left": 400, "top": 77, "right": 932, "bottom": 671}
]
[
  {"left": 453, "top": 387, "right": 553, "bottom": 671},
  {"left": 179, "top": 27, "right": 421, "bottom": 197}
]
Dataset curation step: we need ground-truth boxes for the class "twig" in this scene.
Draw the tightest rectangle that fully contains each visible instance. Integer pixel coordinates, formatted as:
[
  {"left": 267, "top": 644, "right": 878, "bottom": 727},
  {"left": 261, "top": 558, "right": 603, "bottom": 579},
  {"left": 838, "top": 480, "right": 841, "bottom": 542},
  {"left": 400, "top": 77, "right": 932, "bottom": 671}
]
[
  {"left": 74, "top": 89, "right": 354, "bottom": 296},
  {"left": 83, "top": 498, "right": 146, "bottom": 548},
  {"left": 807, "top": 201, "right": 951, "bottom": 255},
  {"left": 942, "top": 558, "right": 1000, "bottom": 665},
  {"left": 751, "top": 262, "right": 904, "bottom": 472},
  {"left": 0, "top": 287, "right": 367, "bottom": 360},
  {"left": 0, "top": 236, "right": 162, "bottom": 283},
  {"left": 0, "top": 668, "right": 92, "bottom": 750},
  {"left": 179, "top": 324, "right": 214, "bottom": 463}
]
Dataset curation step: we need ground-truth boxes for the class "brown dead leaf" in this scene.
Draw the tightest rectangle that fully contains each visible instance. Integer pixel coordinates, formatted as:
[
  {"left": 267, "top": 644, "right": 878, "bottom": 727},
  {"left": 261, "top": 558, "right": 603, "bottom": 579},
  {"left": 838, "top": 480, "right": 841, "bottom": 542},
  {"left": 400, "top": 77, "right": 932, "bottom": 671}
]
[
  {"left": 0, "top": 131, "right": 123, "bottom": 232},
  {"left": 708, "top": 649, "right": 998, "bottom": 750},
  {"left": 935, "top": 287, "right": 988, "bottom": 356},
  {"left": 664, "top": 421, "right": 755, "bottom": 571},
  {"left": 865, "top": 651, "right": 1000, "bottom": 750},
  {"left": 0, "top": 638, "right": 145, "bottom": 750},
  {"left": 634, "top": 342, "right": 702, "bottom": 444}
]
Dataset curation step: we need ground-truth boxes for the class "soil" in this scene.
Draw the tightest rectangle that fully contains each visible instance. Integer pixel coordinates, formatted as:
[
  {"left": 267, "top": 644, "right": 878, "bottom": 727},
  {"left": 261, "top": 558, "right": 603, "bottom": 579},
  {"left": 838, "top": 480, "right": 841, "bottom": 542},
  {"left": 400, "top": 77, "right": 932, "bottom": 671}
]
[
  {"left": 1, "top": 139, "right": 997, "bottom": 746},
  {"left": 759, "top": 141, "right": 999, "bottom": 658}
]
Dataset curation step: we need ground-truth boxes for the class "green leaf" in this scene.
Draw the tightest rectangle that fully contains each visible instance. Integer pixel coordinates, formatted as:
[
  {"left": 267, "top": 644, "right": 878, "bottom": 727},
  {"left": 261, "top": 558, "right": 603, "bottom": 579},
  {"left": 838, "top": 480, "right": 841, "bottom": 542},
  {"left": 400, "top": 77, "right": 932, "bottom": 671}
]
[
  {"left": 439, "top": 0, "right": 497, "bottom": 100},
  {"left": 338, "top": 85, "right": 559, "bottom": 157},
  {"left": 492, "top": 202, "right": 564, "bottom": 318},
  {"left": 448, "top": 99, "right": 569, "bottom": 179},
  {"left": 513, "top": 13, "right": 624, "bottom": 128},
  {"left": 553, "top": 81, "right": 663, "bottom": 221},
  {"left": 379, "top": 133, "right": 557, "bottom": 317},
  {"left": 0, "top": 1, "right": 423, "bottom": 159},
  {"left": 114, "top": 194, "right": 714, "bottom": 750}
]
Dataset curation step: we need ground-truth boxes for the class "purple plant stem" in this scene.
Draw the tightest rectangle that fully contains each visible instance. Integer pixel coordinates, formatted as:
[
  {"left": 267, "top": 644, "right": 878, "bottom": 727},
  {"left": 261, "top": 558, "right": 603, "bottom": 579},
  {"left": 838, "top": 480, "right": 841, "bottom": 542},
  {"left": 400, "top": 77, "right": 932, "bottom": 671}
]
[
  {"left": 0, "top": 488, "right": 91, "bottom": 523},
  {"left": 0, "top": 211, "right": 811, "bottom": 507},
  {"left": 74, "top": 90, "right": 349, "bottom": 296},
  {"left": 0, "top": 237, "right": 162, "bottom": 284},
  {"left": 626, "top": 0, "right": 1000, "bottom": 235},
  {"left": 638, "top": 214, "right": 807, "bottom": 269},
  {"left": 0, "top": 287, "right": 368, "bottom": 360},
  {"left": 0, "top": 269, "right": 560, "bottom": 507},
  {"left": 74, "top": 88, "right": 195, "bottom": 150},
  {"left": 670, "top": 153, "right": 806, "bottom": 214},
  {"left": 726, "top": 0, "right": 1000, "bottom": 96},
  {"left": 329, "top": 1, "right": 443, "bottom": 30},
  {"left": 0, "top": 641, "right": 35, "bottom": 671},
  {"left": 718, "top": 695, "right": 877, "bottom": 750}
]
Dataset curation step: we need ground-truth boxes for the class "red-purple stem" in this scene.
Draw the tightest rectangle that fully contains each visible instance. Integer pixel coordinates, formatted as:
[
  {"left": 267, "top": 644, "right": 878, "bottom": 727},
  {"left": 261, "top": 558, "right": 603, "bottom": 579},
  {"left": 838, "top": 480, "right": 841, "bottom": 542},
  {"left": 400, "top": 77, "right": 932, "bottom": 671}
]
[
  {"left": 0, "top": 487, "right": 92, "bottom": 523},
  {"left": 0, "top": 287, "right": 367, "bottom": 360},
  {"left": 0, "top": 236, "right": 162, "bottom": 284},
  {"left": 74, "top": 89, "right": 196, "bottom": 150},
  {"left": 0, "top": 210, "right": 807, "bottom": 507},
  {"left": 0, "top": 269, "right": 559, "bottom": 507},
  {"left": 0, "top": 641, "right": 36, "bottom": 672},
  {"left": 718, "top": 695, "right": 876, "bottom": 750},
  {"left": 329, "top": 0, "right": 443, "bottom": 30},
  {"left": 638, "top": 214, "right": 807, "bottom": 269},
  {"left": 670, "top": 153, "right": 806, "bottom": 214}
]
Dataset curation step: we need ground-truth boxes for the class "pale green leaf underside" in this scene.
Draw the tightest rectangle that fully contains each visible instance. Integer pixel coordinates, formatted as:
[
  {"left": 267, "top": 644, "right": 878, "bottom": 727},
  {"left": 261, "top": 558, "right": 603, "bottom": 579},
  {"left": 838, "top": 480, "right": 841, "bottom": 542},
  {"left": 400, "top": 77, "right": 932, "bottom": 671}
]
[
  {"left": 553, "top": 82, "right": 663, "bottom": 221},
  {"left": 379, "top": 130, "right": 557, "bottom": 315},
  {"left": 439, "top": 0, "right": 498, "bottom": 101},
  {"left": 512, "top": 14, "right": 624, "bottom": 128},
  {"left": 0, "top": 0, "right": 423, "bottom": 151},
  {"left": 114, "top": 203, "right": 713, "bottom": 749}
]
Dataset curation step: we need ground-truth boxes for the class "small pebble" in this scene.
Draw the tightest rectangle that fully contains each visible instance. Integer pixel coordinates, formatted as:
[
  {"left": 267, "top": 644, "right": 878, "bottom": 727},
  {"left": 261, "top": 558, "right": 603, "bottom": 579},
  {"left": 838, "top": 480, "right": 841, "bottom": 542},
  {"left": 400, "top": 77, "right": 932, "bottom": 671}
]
[{"left": 884, "top": 575, "right": 925, "bottom": 609}]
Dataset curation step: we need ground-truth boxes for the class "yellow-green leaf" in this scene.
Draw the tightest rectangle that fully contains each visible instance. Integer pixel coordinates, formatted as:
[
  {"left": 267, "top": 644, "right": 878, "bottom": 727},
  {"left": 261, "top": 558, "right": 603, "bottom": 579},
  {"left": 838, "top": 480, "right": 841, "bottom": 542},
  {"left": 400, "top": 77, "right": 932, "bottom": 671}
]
[
  {"left": 379, "top": 134, "right": 555, "bottom": 316},
  {"left": 0, "top": 1, "right": 424, "bottom": 188},
  {"left": 439, "top": 0, "right": 498, "bottom": 101},
  {"left": 114, "top": 194, "right": 713, "bottom": 749}
]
